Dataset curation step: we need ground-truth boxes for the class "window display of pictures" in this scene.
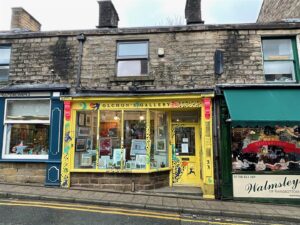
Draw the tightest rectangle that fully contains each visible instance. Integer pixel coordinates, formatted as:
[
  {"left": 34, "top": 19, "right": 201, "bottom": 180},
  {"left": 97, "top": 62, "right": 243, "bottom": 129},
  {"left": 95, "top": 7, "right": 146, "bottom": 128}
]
[
  {"left": 232, "top": 126, "right": 300, "bottom": 173},
  {"left": 78, "top": 113, "right": 85, "bottom": 126},
  {"left": 136, "top": 154, "right": 147, "bottom": 168},
  {"left": 130, "top": 139, "right": 146, "bottom": 155}
]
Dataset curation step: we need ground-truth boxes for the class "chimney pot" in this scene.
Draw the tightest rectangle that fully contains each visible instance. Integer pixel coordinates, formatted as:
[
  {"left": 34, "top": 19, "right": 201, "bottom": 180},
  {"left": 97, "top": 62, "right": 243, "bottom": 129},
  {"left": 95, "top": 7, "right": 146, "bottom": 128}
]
[
  {"left": 185, "top": 0, "right": 204, "bottom": 25},
  {"left": 97, "top": 0, "right": 119, "bottom": 28}
]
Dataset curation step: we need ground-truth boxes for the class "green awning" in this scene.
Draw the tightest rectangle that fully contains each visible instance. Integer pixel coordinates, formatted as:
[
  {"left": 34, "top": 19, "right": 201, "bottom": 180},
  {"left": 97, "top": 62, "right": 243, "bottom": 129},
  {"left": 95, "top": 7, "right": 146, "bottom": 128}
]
[{"left": 224, "top": 89, "right": 300, "bottom": 126}]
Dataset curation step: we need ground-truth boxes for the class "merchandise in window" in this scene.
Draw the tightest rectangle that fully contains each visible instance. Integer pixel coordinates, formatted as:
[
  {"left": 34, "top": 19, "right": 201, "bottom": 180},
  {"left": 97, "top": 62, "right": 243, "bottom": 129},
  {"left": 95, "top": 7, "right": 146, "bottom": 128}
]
[
  {"left": 0, "top": 45, "right": 11, "bottom": 81},
  {"left": 74, "top": 111, "right": 98, "bottom": 168},
  {"left": 116, "top": 41, "right": 148, "bottom": 77},
  {"left": 232, "top": 126, "right": 300, "bottom": 173},
  {"left": 150, "top": 111, "right": 169, "bottom": 169},
  {"left": 3, "top": 99, "right": 50, "bottom": 159},
  {"left": 262, "top": 39, "right": 297, "bottom": 82}
]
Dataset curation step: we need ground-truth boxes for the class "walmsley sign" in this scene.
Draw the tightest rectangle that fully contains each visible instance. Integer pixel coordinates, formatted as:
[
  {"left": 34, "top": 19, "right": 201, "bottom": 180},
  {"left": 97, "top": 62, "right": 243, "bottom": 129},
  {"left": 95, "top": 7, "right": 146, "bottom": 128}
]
[{"left": 233, "top": 175, "right": 300, "bottom": 199}]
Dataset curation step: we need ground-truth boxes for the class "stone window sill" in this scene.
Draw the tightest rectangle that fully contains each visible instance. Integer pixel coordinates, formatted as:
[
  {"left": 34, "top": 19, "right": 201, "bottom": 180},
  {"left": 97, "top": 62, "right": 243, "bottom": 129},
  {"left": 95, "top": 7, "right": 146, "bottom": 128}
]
[{"left": 109, "top": 75, "right": 155, "bottom": 82}]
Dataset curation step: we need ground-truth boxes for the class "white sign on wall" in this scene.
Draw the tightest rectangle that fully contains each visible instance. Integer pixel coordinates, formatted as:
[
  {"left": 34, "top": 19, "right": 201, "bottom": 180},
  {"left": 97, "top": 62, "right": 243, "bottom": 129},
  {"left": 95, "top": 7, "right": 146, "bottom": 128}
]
[{"left": 233, "top": 174, "right": 300, "bottom": 199}]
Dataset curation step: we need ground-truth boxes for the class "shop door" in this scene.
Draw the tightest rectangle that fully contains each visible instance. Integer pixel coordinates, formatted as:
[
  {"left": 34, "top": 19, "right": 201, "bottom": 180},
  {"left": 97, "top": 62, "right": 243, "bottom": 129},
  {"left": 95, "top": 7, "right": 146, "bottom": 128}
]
[{"left": 172, "top": 125, "right": 201, "bottom": 186}]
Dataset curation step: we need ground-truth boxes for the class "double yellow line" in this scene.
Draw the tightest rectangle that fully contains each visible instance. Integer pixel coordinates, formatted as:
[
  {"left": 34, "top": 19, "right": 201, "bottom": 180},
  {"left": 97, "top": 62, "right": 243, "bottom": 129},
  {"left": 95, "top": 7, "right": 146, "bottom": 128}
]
[{"left": 0, "top": 199, "right": 254, "bottom": 224}]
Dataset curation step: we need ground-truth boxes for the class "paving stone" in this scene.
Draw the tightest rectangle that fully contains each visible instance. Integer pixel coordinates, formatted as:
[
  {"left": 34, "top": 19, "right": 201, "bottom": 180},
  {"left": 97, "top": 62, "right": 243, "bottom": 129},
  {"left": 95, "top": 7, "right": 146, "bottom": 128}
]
[
  {"left": 191, "top": 200, "right": 210, "bottom": 209},
  {"left": 101, "top": 193, "right": 121, "bottom": 201},
  {"left": 115, "top": 194, "right": 134, "bottom": 203},
  {"left": 146, "top": 196, "right": 163, "bottom": 206},
  {"left": 131, "top": 195, "right": 149, "bottom": 204},
  {"left": 177, "top": 198, "right": 193, "bottom": 208},
  {"left": 162, "top": 197, "right": 178, "bottom": 207}
]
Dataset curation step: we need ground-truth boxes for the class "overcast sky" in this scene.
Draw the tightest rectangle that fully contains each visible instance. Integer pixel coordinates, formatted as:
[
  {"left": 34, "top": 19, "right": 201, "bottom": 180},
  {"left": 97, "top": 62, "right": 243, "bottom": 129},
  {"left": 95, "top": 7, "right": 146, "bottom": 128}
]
[{"left": 0, "top": 0, "right": 263, "bottom": 31}]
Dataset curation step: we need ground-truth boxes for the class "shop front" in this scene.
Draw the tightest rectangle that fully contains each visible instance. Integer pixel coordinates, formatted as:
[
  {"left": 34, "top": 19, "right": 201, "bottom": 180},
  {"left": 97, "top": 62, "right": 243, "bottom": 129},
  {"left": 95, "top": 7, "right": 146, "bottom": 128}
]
[
  {"left": 219, "top": 87, "right": 300, "bottom": 203},
  {"left": 60, "top": 93, "right": 215, "bottom": 199},
  {"left": 0, "top": 85, "right": 67, "bottom": 186}
]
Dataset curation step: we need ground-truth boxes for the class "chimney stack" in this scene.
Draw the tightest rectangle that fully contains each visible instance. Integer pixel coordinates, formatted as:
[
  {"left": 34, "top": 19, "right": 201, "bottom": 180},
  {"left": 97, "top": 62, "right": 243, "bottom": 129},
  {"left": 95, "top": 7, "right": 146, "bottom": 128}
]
[
  {"left": 185, "top": 0, "right": 204, "bottom": 25},
  {"left": 11, "top": 7, "right": 41, "bottom": 31},
  {"left": 97, "top": 0, "right": 119, "bottom": 28}
]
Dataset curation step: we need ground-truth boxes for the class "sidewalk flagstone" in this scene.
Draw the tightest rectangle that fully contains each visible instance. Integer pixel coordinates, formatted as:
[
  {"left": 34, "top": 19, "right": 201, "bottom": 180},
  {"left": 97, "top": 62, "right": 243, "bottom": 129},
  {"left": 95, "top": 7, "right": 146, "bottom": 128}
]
[
  {"left": 131, "top": 195, "right": 149, "bottom": 204},
  {"left": 162, "top": 197, "right": 178, "bottom": 207},
  {"left": 146, "top": 196, "right": 163, "bottom": 205}
]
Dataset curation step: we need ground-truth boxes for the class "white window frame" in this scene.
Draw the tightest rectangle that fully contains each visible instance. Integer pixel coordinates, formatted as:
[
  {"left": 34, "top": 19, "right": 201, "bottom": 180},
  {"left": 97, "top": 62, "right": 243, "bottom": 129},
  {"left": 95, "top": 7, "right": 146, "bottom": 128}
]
[
  {"left": 116, "top": 41, "right": 149, "bottom": 77},
  {"left": 0, "top": 45, "right": 11, "bottom": 82},
  {"left": 2, "top": 98, "right": 51, "bottom": 160}
]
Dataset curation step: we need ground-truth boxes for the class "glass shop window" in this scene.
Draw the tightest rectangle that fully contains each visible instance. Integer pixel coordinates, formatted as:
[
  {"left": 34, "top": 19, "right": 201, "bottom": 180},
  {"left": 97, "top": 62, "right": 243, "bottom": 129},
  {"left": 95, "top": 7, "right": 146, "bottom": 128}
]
[
  {"left": 262, "top": 38, "right": 298, "bottom": 82},
  {"left": 3, "top": 99, "right": 50, "bottom": 159},
  {"left": 171, "top": 110, "right": 199, "bottom": 123},
  {"left": 231, "top": 126, "right": 300, "bottom": 173},
  {"left": 0, "top": 45, "right": 11, "bottom": 81},
  {"left": 74, "top": 111, "right": 98, "bottom": 169},
  {"left": 99, "top": 110, "right": 122, "bottom": 169},
  {"left": 124, "top": 111, "right": 146, "bottom": 170},
  {"left": 150, "top": 111, "right": 169, "bottom": 169},
  {"left": 116, "top": 41, "right": 148, "bottom": 77}
]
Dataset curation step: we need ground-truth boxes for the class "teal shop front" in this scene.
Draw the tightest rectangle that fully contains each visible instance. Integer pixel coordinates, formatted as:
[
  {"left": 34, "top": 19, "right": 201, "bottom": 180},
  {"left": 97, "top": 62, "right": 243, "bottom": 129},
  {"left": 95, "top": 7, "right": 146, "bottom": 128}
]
[
  {"left": 0, "top": 85, "right": 68, "bottom": 186},
  {"left": 218, "top": 86, "right": 300, "bottom": 204}
]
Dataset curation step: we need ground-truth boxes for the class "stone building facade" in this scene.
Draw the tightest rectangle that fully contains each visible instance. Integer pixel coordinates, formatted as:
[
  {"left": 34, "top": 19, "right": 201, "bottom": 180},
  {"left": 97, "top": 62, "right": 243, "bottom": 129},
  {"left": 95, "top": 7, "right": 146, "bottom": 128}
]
[{"left": 257, "top": 0, "right": 300, "bottom": 22}]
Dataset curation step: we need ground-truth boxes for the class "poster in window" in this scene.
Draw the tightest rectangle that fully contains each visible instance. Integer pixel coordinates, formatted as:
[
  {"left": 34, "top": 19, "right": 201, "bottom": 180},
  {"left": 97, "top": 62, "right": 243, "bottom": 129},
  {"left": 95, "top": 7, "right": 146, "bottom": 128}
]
[
  {"left": 130, "top": 139, "right": 146, "bottom": 155},
  {"left": 76, "top": 138, "right": 86, "bottom": 151},
  {"left": 113, "top": 148, "right": 126, "bottom": 166}
]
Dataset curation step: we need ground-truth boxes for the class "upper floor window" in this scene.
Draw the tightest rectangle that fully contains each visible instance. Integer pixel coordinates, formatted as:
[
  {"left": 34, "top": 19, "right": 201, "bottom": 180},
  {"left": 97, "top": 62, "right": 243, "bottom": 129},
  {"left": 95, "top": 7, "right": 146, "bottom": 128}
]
[
  {"left": 262, "top": 38, "right": 299, "bottom": 82},
  {"left": 0, "top": 45, "right": 11, "bottom": 82},
  {"left": 116, "top": 41, "right": 148, "bottom": 77}
]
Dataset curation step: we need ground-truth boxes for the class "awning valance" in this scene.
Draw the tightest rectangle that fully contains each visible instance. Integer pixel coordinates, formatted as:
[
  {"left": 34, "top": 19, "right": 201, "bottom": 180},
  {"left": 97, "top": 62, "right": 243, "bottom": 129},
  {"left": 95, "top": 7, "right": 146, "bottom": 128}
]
[{"left": 224, "top": 89, "right": 300, "bottom": 126}]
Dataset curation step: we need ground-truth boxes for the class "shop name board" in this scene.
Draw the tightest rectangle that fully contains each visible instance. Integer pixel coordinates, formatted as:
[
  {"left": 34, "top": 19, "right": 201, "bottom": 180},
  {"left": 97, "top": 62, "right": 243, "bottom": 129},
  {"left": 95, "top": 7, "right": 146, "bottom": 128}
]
[
  {"left": 0, "top": 92, "right": 51, "bottom": 97},
  {"left": 233, "top": 175, "right": 300, "bottom": 199},
  {"left": 100, "top": 100, "right": 201, "bottom": 109}
]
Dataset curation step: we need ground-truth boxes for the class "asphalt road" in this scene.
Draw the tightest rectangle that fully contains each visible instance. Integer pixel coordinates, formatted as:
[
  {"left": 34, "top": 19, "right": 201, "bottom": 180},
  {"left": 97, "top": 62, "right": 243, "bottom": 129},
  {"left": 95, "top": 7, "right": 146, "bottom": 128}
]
[{"left": 0, "top": 199, "right": 297, "bottom": 225}]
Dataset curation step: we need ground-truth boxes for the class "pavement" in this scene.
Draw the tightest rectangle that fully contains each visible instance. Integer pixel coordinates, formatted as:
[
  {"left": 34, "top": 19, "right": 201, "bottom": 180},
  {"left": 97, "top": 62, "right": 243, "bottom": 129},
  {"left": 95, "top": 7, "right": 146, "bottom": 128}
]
[{"left": 0, "top": 183, "right": 299, "bottom": 223}]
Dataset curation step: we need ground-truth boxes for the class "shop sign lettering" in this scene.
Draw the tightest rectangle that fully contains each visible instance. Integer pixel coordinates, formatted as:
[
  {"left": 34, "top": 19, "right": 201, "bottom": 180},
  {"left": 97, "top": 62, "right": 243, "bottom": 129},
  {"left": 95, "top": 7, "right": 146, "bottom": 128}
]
[
  {"left": 100, "top": 101, "right": 201, "bottom": 109},
  {"left": 243, "top": 140, "right": 300, "bottom": 154},
  {"left": 233, "top": 175, "right": 300, "bottom": 199}
]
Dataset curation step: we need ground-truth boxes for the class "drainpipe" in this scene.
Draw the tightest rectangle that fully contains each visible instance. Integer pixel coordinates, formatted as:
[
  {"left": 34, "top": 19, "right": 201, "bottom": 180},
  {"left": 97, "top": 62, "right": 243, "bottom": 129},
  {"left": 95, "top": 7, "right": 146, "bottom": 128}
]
[
  {"left": 76, "top": 33, "right": 86, "bottom": 92},
  {"left": 213, "top": 95, "right": 221, "bottom": 199}
]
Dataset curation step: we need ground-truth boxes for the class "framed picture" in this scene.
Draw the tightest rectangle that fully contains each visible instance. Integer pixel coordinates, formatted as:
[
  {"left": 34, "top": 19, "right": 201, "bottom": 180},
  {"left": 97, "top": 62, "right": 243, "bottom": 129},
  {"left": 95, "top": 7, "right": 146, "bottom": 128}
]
[
  {"left": 86, "top": 138, "right": 92, "bottom": 150},
  {"left": 78, "top": 127, "right": 90, "bottom": 136},
  {"left": 100, "top": 137, "right": 112, "bottom": 155},
  {"left": 78, "top": 113, "right": 85, "bottom": 126},
  {"left": 156, "top": 139, "right": 166, "bottom": 152},
  {"left": 86, "top": 114, "right": 91, "bottom": 126},
  {"left": 113, "top": 148, "right": 126, "bottom": 166},
  {"left": 136, "top": 154, "right": 147, "bottom": 169},
  {"left": 93, "top": 116, "right": 98, "bottom": 127},
  {"left": 80, "top": 153, "right": 92, "bottom": 167},
  {"left": 157, "top": 126, "right": 165, "bottom": 138},
  {"left": 125, "top": 160, "right": 136, "bottom": 169},
  {"left": 130, "top": 139, "right": 146, "bottom": 155},
  {"left": 76, "top": 138, "right": 86, "bottom": 151}
]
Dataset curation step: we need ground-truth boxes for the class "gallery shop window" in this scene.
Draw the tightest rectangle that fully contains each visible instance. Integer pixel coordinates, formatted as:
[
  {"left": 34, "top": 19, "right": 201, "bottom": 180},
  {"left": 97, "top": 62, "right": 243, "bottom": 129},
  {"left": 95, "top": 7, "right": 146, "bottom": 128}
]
[
  {"left": 2, "top": 99, "right": 50, "bottom": 159},
  {"left": 116, "top": 41, "right": 148, "bottom": 77},
  {"left": 74, "top": 111, "right": 98, "bottom": 169},
  {"left": 262, "top": 38, "right": 299, "bottom": 82},
  {"left": 231, "top": 126, "right": 300, "bottom": 173},
  {"left": 150, "top": 111, "right": 169, "bottom": 169},
  {"left": 0, "top": 45, "right": 11, "bottom": 81}
]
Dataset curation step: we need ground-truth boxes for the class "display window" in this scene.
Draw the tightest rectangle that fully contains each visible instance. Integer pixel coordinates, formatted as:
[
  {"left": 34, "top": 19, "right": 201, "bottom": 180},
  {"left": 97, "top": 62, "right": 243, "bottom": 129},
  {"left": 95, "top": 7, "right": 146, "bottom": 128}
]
[
  {"left": 73, "top": 109, "right": 170, "bottom": 171},
  {"left": 2, "top": 99, "right": 50, "bottom": 159},
  {"left": 74, "top": 111, "right": 98, "bottom": 168},
  {"left": 231, "top": 126, "right": 300, "bottom": 173},
  {"left": 150, "top": 111, "right": 168, "bottom": 169}
]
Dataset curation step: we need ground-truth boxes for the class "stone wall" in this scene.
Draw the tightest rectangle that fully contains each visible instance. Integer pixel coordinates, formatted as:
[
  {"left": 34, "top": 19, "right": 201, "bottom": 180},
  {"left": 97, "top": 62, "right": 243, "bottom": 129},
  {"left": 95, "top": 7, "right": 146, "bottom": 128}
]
[
  {"left": 70, "top": 171, "right": 170, "bottom": 191},
  {"left": 258, "top": 0, "right": 300, "bottom": 22},
  {"left": 1, "top": 26, "right": 300, "bottom": 91},
  {"left": 11, "top": 8, "right": 41, "bottom": 31},
  {"left": 0, "top": 163, "right": 46, "bottom": 184}
]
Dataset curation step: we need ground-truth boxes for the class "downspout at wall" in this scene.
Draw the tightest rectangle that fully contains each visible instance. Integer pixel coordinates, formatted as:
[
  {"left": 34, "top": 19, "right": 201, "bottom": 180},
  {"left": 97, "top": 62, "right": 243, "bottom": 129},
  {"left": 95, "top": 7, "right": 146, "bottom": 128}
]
[{"left": 76, "top": 33, "right": 86, "bottom": 92}]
